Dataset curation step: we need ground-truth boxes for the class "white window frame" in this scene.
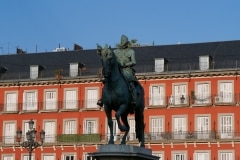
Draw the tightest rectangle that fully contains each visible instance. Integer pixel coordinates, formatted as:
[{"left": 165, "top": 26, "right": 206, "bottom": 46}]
[
  {"left": 23, "top": 90, "right": 38, "bottom": 111},
  {"left": 195, "top": 82, "right": 211, "bottom": 104},
  {"left": 193, "top": 150, "right": 210, "bottom": 160},
  {"left": 217, "top": 81, "right": 234, "bottom": 103},
  {"left": 44, "top": 89, "right": 57, "bottom": 110},
  {"left": 172, "top": 151, "right": 187, "bottom": 160},
  {"left": 2, "top": 154, "right": 15, "bottom": 160},
  {"left": 42, "top": 154, "right": 56, "bottom": 160},
  {"left": 128, "top": 118, "right": 136, "bottom": 141},
  {"left": 107, "top": 118, "right": 120, "bottom": 141},
  {"left": 23, "top": 154, "right": 35, "bottom": 160},
  {"left": 172, "top": 115, "right": 187, "bottom": 139},
  {"left": 152, "top": 152, "right": 164, "bottom": 160},
  {"left": 64, "top": 119, "right": 77, "bottom": 134},
  {"left": 30, "top": 65, "right": 39, "bottom": 79},
  {"left": 82, "top": 152, "right": 91, "bottom": 160},
  {"left": 199, "top": 55, "right": 210, "bottom": 70},
  {"left": 173, "top": 83, "right": 188, "bottom": 105},
  {"left": 23, "top": 120, "right": 36, "bottom": 141},
  {"left": 149, "top": 84, "right": 165, "bottom": 106},
  {"left": 64, "top": 88, "right": 78, "bottom": 109},
  {"left": 195, "top": 114, "right": 210, "bottom": 139},
  {"left": 218, "top": 150, "right": 234, "bottom": 160},
  {"left": 85, "top": 87, "right": 99, "bottom": 109},
  {"left": 150, "top": 116, "right": 164, "bottom": 140},
  {"left": 62, "top": 154, "right": 76, "bottom": 160},
  {"left": 4, "top": 121, "right": 16, "bottom": 144},
  {"left": 84, "top": 119, "right": 98, "bottom": 134},
  {"left": 70, "top": 63, "right": 79, "bottom": 77},
  {"left": 44, "top": 120, "right": 56, "bottom": 143},
  {"left": 4, "top": 91, "right": 18, "bottom": 112},
  {"left": 155, "top": 58, "right": 165, "bottom": 72},
  {"left": 219, "top": 114, "right": 234, "bottom": 139}
]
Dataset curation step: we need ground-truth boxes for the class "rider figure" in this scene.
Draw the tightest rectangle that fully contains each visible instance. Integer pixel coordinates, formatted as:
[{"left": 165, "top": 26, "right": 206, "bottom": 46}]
[{"left": 97, "top": 35, "right": 138, "bottom": 112}]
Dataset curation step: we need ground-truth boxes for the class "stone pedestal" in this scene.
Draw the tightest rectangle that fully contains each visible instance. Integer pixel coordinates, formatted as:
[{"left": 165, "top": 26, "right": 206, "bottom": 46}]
[{"left": 88, "top": 144, "right": 159, "bottom": 160}]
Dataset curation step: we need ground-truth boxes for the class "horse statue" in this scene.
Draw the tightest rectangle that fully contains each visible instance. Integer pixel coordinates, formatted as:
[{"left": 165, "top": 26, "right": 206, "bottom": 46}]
[{"left": 97, "top": 44, "right": 145, "bottom": 147}]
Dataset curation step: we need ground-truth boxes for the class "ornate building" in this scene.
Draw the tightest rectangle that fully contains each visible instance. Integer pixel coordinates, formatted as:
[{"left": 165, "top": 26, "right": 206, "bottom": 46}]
[{"left": 0, "top": 40, "right": 240, "bottom": 160}]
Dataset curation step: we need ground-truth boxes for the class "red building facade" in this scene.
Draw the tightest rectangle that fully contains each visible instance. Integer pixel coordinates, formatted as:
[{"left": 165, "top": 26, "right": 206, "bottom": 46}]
[{"left": 0, "top": 40, "right": 240, "bottom": 160}]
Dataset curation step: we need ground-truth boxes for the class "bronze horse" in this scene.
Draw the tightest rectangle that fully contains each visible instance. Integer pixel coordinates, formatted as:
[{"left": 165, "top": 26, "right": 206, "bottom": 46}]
[{"left": 98, "top": 45, "right": 145, "bottom": 147}]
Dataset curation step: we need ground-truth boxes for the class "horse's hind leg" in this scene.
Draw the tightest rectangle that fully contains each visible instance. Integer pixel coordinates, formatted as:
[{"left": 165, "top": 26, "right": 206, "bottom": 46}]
[
  {"left": 120, "top": 114, "right": 129, "bottom": 145},
  {"left": 105, "top": 107, "right": 114, "bottom": 144}
]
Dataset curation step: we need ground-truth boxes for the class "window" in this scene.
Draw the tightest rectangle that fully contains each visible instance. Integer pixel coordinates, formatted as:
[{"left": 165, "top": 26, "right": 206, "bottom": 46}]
[
  {"left": 43, "top": 155, "right": 55, "bottom": 160},
  {"left": 107, "top": 119, "right": 120, "bottom": 141},
  {"left": 44, "top": 121, "right": 56, "bottom": 143},
  {"left": 173, "top": 116, "right": 187, "bottom": 139},
  {"left": 129, "top": 118, "right": 136, "bottom": 141},
  {"left": 172, "top": 151, "right": 186, "bottom": 160},
  {"left": 70, "top": 63, "right": 79, "bottom": 77},
  {"left": 5, "top": 92, "right": 17, "bottom": 112},
  {"left": 219, "top": 114, "right": 233, "bottom": 138},
  {"left": 4, "top": 121, "right": 16, "bottom": 144},
  {"left": 199, "top": 55, "right": 211, "bottom": 70},
  {"left": 85, "top": 88, "right": 98, "bottom": 109},
  {"left": 155, "top": 58, "right": 167, "bottom": 72},
  {"left": 195, "top": 82, "right": 210, "bottom": 104},
  {"left": 65, "top": 89, "right": 77, "bottom": 109},
  {"left": 173, "top": 83, "right": 187, "bottom": 105},
  {"left": 149, "top": 85, "right": 165, "bottom": 106},
  {"left": 45, "top": 90, "right": 57, "bottom": 110},
  {"left": 23, "top": 120, "right": 36, "bottom": 141},
  {"left": 64, "top": 120, "right": 77, "bottom": 134},
  {"left": 23, "top": 91, "right": 37, "bottom": 111},
  {"left": 196, "top": 115, "right": 210, "bottom": 139},
  {"left": 150, "top": 117, "right": 164, "bottom": 140},
  {"left": 23, "top": 155, "right": 35, "bottom": 160},
  {"left": 217, "top": 81, "right": 234, "bottom": 103},
  {"left": 2, "top": 155, "right": 14, "bottom": 160},
  {"left": 152, "top": 152, "right": 164, "bottom": 160},
  {"left": 219, "top": 151, "right": 234, "bottom": 160},
  {"left": 82, "top": 153, "right": 91, "bottom": 160},
  {"left": 84, "top": 119, "right": 97, "bottom": 134},
  {"left": 30, "top": 65, "right": 39, "bottom": 79},
  {"left": 62, "top": 154, "right": 75, "bottom": 160},
  {"left": 193, "top": 151, "right": 210, "bottom": 160}
]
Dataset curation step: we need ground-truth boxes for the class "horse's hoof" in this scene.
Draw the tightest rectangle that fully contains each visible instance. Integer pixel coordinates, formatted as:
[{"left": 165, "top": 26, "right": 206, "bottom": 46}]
[{"left": 120, "top": 142, "right": 126, "bottom": 145}]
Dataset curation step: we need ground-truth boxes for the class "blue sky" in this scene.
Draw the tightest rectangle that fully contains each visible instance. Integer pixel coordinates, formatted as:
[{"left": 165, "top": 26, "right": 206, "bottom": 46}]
[{"left": 0, "top": 1, "right": 239, "bottom": 54}]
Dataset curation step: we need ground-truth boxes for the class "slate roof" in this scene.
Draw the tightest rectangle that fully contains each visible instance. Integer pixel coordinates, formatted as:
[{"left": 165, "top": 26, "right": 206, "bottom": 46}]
[{"left": 0, "top": 40, "right": 240, "bottom": 80}]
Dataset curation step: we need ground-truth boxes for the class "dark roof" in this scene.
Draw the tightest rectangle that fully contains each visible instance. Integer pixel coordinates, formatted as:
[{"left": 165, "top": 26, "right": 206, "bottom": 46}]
[{"left": 1, "top": 40, "right": 240, "bottom": 80}]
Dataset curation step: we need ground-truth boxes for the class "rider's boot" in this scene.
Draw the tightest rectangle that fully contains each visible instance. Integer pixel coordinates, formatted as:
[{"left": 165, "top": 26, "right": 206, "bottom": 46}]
[
  {"left": 129, "top": 82, "right": 137, "bottom": 113},
  {"left": 97, "top": 98, "right": 103, "bottom": 107}
]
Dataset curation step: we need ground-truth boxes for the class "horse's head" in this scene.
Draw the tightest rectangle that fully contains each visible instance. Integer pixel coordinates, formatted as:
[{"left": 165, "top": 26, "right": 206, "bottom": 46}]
[{"left": 97, "top": 44, "right": 116, "bottom": 78}]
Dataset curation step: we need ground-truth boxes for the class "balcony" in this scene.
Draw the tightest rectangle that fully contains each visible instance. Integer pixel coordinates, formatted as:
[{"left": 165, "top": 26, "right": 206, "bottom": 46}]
[
  {"left": 1, "top": 130, "right": 240, "bottom": 147},
  {"left": 0, "top": 93, "right": 240, "bottom": 113}
]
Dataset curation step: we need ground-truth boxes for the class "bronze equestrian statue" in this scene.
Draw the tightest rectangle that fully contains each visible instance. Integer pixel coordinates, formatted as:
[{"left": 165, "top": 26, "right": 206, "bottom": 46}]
[{"left": 97, "top": 40, "right": 145, "bottom": 147}]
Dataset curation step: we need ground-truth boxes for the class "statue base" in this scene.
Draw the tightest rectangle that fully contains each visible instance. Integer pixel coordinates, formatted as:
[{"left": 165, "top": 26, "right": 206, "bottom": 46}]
[{"left": 88, "top": 144, "right": 159, "bottom": 160}]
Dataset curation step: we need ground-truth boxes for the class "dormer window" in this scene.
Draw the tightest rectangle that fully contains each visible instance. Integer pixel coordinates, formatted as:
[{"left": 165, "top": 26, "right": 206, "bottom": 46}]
[
  {"left": 155, "top": 58, "right": 168, "bottom": 72},
  {"left": 70, "top": 63, "right": 79, "bottom": 77},
  {"left": 199, "top": 55, "right": 212, "bottom": 70},
  {"left": 30, "top": 65, "right": 39, "bottom": 79},
  {"left": 30, "top": 65, "right": 45, "bottom": 79}
]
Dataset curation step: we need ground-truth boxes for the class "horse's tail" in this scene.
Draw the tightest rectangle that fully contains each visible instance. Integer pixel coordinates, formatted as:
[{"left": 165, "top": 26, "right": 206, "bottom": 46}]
[{"left": 135, "top": 84, "right": 145, "bottom": 143}]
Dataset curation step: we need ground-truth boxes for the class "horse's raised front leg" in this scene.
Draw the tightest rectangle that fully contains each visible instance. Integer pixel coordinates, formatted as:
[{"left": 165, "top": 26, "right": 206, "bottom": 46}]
[
  {"left": 105, "top": 107, "right": 114, "bottom": 144},
  {"left": 115, "top": 104, "right": 128, "bottom": 132}
]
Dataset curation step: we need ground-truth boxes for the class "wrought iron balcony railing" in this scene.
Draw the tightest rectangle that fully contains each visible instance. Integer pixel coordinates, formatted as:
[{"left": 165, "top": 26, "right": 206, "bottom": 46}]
[{"left": 1, "top": 130, "right": 240, "bottom": 146}]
